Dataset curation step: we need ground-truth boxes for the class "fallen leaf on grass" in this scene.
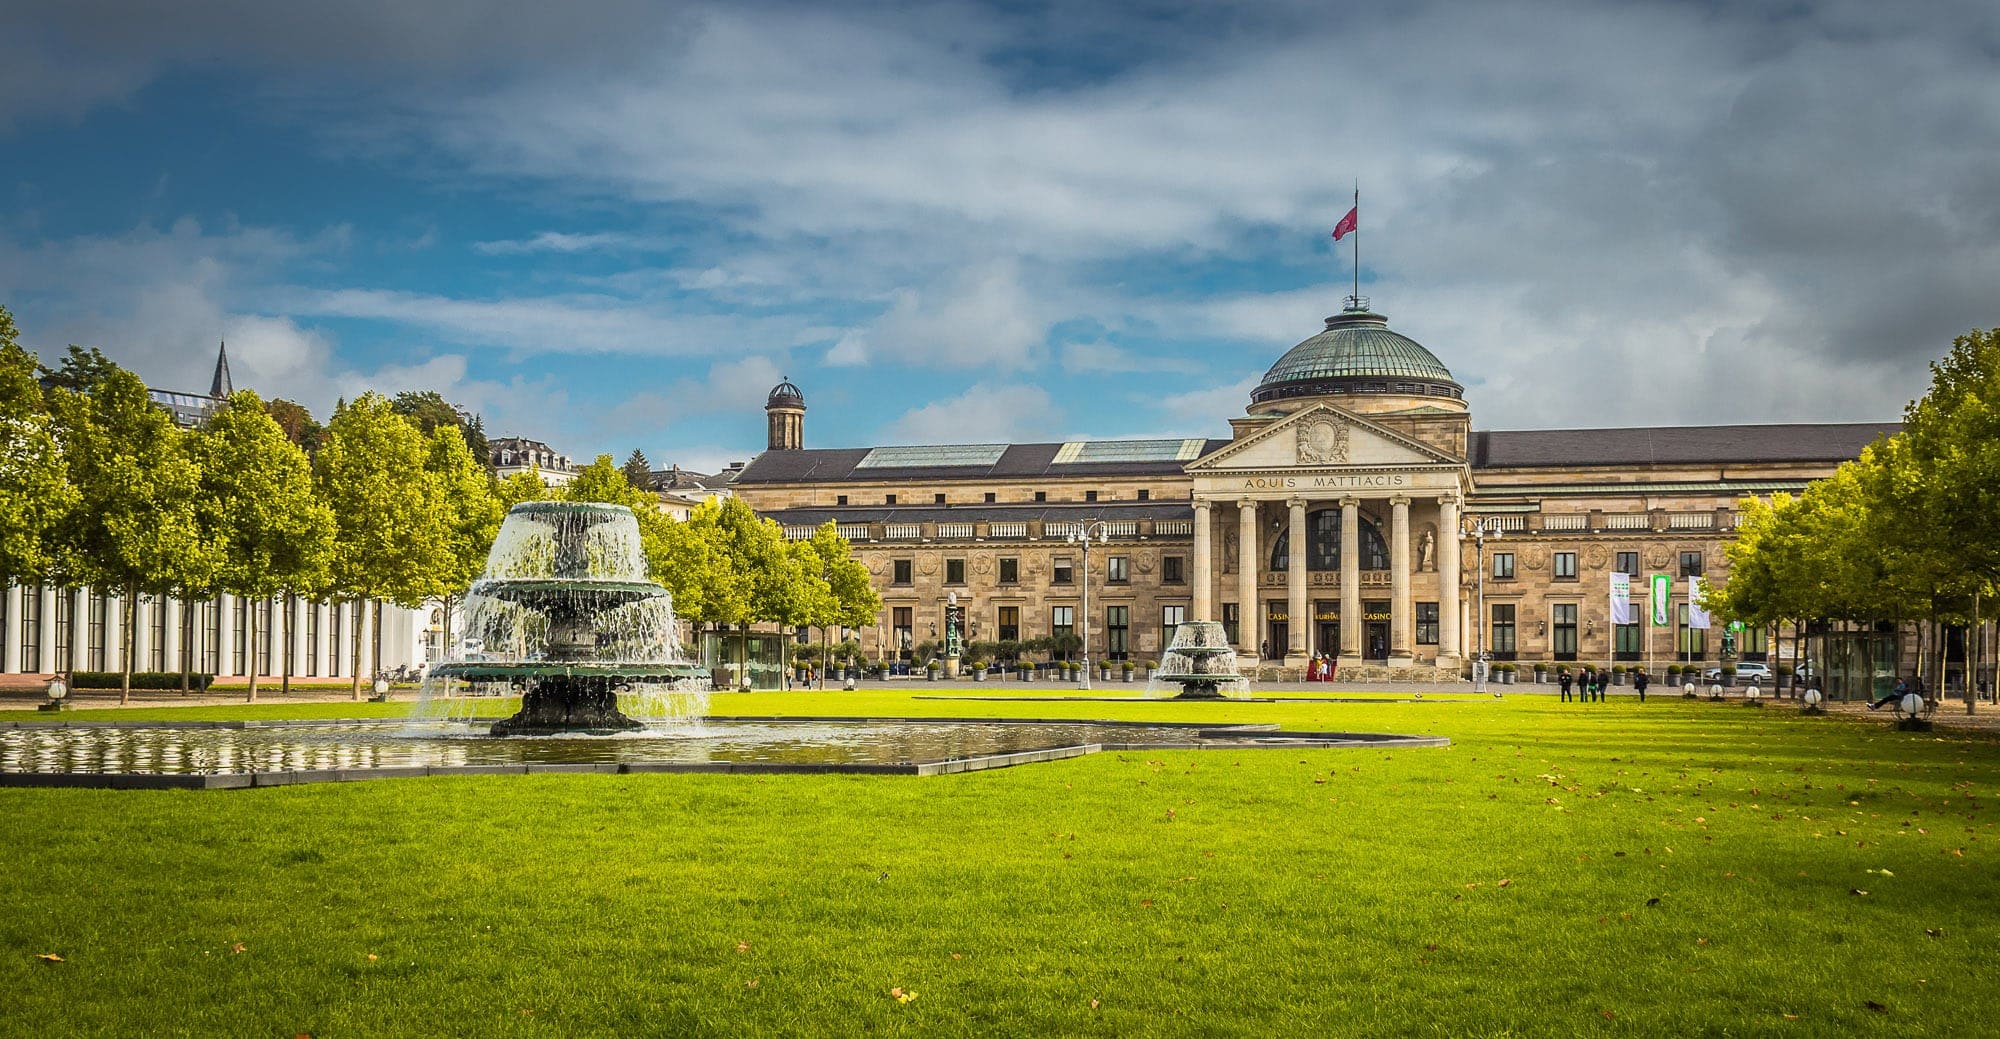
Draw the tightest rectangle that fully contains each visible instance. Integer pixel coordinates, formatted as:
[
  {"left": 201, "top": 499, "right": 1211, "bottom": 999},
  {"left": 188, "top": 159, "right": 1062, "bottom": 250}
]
[
  {"left": 736, "top": 941, "right": 750, "bottom": 953},
  {"left": 1782, "top": 1013, "right": 1799, "bottom": 1020},
  {"left": 1925, "top": 928, "right": 1943, "bottom": 938},
  {"left": 1090, "top": 999, "right": 1100, "bottom": 1009},
  {"left": 366, "top": 954, "right": 378, "bottom": 962},
  {"left": 230, "top": 943, "right": 246, "bottom": 954},
  {"left": 745, "top": 978, "right": 759, "bottom": 989},
  {"left": 1851, "top": 889, "right": 1869, "bottom": 897},
  {"left": 1646, "top": 898, "right": 1661, "bottom": 907},
  {"left": 1140, "top": 899, "right": 1155, "bottom": 907},
  {"left": 1497, "top": 879, "right": 1513, "bottom": 888},
  {"left": 37, "top": 953, "right": 63, "bottom": 963},
  {"left": 951, "top": 953, "right": 962, "bottom": 960}
]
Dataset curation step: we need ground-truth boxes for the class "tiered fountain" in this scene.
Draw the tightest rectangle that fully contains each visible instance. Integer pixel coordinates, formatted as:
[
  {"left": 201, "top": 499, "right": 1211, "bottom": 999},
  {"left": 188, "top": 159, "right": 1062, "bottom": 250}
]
[
  {"left": 419, "top": 502, "right": 710, "bottom": 735},
  {"left": 1152, "top": 621, "right": 1250, "bottom": 699}
]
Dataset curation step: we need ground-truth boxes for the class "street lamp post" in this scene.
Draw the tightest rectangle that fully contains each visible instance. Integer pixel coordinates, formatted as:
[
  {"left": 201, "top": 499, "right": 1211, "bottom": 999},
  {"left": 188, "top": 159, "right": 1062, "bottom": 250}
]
[
  {"left": 1466, "top": 517, "right": 1505, "bottom": 696},
  {"left": 1067, "top": 520, "right": 1111, "bottom": 691}
]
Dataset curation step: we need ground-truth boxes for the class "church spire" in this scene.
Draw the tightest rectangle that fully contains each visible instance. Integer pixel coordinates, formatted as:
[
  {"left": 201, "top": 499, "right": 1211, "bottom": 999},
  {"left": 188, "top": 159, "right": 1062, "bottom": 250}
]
[{"left": 209, "top": 340, "right": 233, "bottom": 398}]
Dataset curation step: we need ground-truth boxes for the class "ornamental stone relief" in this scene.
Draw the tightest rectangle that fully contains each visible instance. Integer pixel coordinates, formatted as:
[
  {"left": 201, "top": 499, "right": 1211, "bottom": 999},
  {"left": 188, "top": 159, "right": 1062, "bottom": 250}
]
[
  {"left": 917, "top": 553, "right": 939, "bottom": 576},
  {"left": 1136, "top": 550, "right": 1157, "bottom": 575},
  {"left": 1521, "top": 545, "right": 1549, "bottom": 571},
  {"left": 1644, "top": 546, "right": 1672, "bottom": 570},
  {"left": 974, "top": 556, "right": 993, "bottom": 575},
  {"left": 1583, "top": 546, "right": 1610, "bottom": 570},
  {"left": 1294, "top": 416, "right": 1350, "bottom": 464}
]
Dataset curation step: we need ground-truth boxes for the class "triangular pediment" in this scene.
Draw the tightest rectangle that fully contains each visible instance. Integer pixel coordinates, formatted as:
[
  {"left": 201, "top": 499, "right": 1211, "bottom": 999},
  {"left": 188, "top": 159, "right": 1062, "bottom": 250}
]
[{"left": 1187, "top": 403, "right": 1460, "bottom": 472}]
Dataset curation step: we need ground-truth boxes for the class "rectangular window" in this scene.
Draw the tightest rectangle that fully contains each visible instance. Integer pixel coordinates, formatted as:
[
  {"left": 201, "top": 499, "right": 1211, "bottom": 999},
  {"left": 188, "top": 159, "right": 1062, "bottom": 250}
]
[
  {"left": 149, "top": 598, "right": 167, "bottom": 671},
  {"left": 998, "top": 606, "right": 1020, "bottom": 642},
  {"left": 1107, "top": 556, "right": 1129, "bottom": 583},
  {"left": 88, "top": 590, "right": 108, "bottom": 672},
  {"left": 1085, "top": 490, "right": 1099, "bottom": 502},
  {"left": 1615, "top": 551, "right": 1640, "bottom": 576},
  {"left": 1680, "top": 551, "right": 1703, "bottom": 578},
  {"left": 984, "top": 492, "right": 996, "bottom": 503},
  {"left": 886, "top": 493, "right": 897, "bottom": 505},
  {"left": 1221, "top": 602, "right": 1240, "bottom": 645},
  {"left": 1106, "top": 606, "right": 1130, "bottom": 660},
  {"left": 1554, "top": 552, "right": 1577, "bottom": 580},
  {"left": 306, "top": 603, "right": 320, "bottom": 677},
  {"left": 1677, "top": 604, "right": 1707, "bottom": 660},
  {"left": 1035, "top": 491, "right": 1047, "bottom": 502},
  {"left": 1490, "top": 603, "right": 1517, "bottom": 658},
  {"left": 1615, "top": 602, "right": 1642, "bottom": 660},
  {"left": 893, "top": 559, "right": 913, "bottom": 584},
  {"left": 1551, "top": 602, "right": 1578, "bottom": 660},
  {"left": 1137, "top": 489, "right": 1150, "bottom": 501},
  {"left": 1051, "top": 606, "right": 1075, "bottom": 649},
  {"left": 1742, "top": 624, "right": 1768, "bottom": 658},
  {"left": 836, "top": 495, "right": 848, "bottom": 506},
  {"left": 945, "top": 559, "right": 966, "bottom": 584},
  {"left": 1416, "top": 602, "right": 1439, "bottom": 645},
  {"left": 1163, "top": 604, "right": 1186, "bottom": 632},
  {"left": 1163, "top": 556, "right": 1184, "bottom": 583},
  {"left": 934, "top": 493, "right": 946, "bottom": 504},
  {"left": 1493, "top": 552, "right": 1515, "bottom": 579},
  {"left": 18, "top": 586, "right": 40, "bottom": 673},
  {"left": 892, "top": 607, "right": 913, "bottom": 660},
  {"left": 999, "top": 558, "right": 1019, "bottom": 584},
  {"left": 1053, "top": 557, "right": 1074, "bottom": 584}
]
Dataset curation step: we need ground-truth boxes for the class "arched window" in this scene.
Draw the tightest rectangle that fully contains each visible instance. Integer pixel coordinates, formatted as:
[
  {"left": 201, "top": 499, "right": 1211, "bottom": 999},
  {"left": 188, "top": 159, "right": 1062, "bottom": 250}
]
[{"left": 1270, "top": 509, "right": 1390, "bottom": 571}]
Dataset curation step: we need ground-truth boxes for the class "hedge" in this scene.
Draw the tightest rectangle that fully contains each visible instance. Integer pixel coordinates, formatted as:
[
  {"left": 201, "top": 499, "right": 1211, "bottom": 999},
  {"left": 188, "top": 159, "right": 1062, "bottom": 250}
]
[{"left": 68, "top": 671, "right": 216, "bottom": 691}]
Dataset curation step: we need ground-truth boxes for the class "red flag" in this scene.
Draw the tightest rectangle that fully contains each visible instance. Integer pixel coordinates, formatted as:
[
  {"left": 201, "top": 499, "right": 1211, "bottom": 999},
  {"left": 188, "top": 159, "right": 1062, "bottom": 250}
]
[{"left": 1331, "top": 206, "right": 1358, "bottom": 241}]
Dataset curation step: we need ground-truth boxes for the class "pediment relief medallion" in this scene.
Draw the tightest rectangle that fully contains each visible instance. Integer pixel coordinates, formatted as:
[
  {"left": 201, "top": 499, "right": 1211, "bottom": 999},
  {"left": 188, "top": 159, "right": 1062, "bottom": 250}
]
[{"left": 1294, "top": 416, "right": 1350, "bottom": 465}]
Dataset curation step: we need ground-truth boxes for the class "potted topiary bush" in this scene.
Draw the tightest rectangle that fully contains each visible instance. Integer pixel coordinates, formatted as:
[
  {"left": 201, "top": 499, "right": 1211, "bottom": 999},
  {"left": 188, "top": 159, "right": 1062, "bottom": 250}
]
[
  {"left": 925, "top": 659, "right": 941, "bottom": 682},
  {"left": 1611, "top": 665, "right": 1627, "bottom": 685},
  {"left": 1533, "top": 662, "right": 1549, "bottom": 684},
  {"left": 1121, "top": 659, "right": 1136, "bottom": 682},
  {"left": 1721, "top": 664, "right": 1738, "bottom": 687},
  {"left": 970, "top": 659, "right": 988, "bottom": 682}
]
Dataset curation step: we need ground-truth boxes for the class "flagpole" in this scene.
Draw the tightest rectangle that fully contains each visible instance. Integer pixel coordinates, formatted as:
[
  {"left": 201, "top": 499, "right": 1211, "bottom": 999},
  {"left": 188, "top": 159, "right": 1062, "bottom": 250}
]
[{"left": 1351, "top": 184, "right": 1360, "bottom": 307}]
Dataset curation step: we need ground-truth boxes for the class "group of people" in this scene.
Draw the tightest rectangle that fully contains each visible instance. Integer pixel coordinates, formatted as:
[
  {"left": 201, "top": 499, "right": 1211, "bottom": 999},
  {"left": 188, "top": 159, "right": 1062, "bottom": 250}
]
[
  {"left": 1305, "top": 654, "right": 1338, "bottom": 682},
  {"left": 1559, "top": 666, "right": 1653, "bottom": 702}
]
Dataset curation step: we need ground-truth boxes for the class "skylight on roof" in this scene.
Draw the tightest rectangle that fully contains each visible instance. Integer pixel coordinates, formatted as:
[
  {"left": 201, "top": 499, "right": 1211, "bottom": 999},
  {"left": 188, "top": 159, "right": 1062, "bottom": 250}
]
[
  {"left": 1052, "top": 439, "right": 1207, "bottom": 464},
  {"left": 854, "top": 444, "right": 1009, "bottom": 469}
]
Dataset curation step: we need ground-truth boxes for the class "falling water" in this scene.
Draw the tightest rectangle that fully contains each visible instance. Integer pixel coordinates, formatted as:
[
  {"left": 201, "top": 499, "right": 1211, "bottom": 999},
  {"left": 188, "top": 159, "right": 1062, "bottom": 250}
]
[
  {"left": 409, "top": 502, "right": 711, "bottom": 733},
  {"left": 1142, "top": 621, "right": 1252, "bottom": 699}
]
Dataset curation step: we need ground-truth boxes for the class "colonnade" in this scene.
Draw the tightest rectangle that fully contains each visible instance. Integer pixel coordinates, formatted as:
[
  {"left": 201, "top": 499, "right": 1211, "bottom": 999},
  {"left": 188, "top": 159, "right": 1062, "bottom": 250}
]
[{"left": 1190, "top": 494, "right": 1462, "bottom": 668}]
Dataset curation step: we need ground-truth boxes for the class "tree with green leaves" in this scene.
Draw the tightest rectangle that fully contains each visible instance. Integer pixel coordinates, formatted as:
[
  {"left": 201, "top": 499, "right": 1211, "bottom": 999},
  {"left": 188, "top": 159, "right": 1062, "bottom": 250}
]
[
  {"left": 623, "top": 449, "right": 654, "bottom": 490},
  {"left": 392, "top": 390, "right": 491, "bottom": 471},
  {"left": 195, "top": 391, "right": 335, "bottom": 702},
  {"left": 316, "top": 393, "right": 452, "bottom": 698},
  {"left": 425, "top": 423, "right": 504, "bottom": 656},
  {"left": 794, "top": 520, "right": 883, "bottom": 683},
  {"left": 0, "top": 306, "right": 78, "bottom": 587},
  {"left": 45, "top": 359, "right": 207, "bottom": 702},
  {"left": 36, "top": 345, "right": 118, "bottom": 393},
  {"left": 264, "top": 398, "right": 325, "bottom": 452},
  {"left": 496, "top": 468, "right": 553, "bottom": 508}
]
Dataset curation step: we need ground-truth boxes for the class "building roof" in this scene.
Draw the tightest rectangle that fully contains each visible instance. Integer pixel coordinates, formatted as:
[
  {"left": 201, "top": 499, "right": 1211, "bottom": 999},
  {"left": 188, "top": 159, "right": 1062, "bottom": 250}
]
[
  {"left": 766, "top": 378, "right": 805, "bottom": 409},
  {"left": 734, "top": 439, "right": 1233, "bottom": 484},
  {"left": 1469, "top": 422, "right": 1900, "bottom": 469},
  {"left": 757, "top": 502, "right": 1195, "bottom": 526},
  {"left": 1252, "top": 307, "right": 1461, "bottom": 405}
]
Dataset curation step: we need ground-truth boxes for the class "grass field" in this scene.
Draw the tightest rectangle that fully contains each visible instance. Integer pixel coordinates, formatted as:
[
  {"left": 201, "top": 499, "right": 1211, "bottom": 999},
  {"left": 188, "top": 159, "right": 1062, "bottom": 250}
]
[{"left": 4, "top": 691, "right": 1997, "bottom": 1036}]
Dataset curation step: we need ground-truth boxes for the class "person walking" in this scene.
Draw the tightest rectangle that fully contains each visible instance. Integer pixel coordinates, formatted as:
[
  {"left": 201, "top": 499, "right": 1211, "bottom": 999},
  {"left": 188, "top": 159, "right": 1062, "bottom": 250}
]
[
  {"left": 1593, "top": 668, "right": 1608, "bottom": 701},
  {"left": 1558, "top": 668, "right": 1574, "bottom": 702},
  {"left": 1633, "top": 667, "right": 1650, "bottom": 702},
  {"left": 1577, "top": 666, "right": 1594, "bottom": 703}
]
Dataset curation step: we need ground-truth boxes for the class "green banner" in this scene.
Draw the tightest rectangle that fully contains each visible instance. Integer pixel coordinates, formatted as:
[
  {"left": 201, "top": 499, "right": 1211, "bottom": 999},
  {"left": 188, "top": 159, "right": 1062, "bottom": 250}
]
[{"left": 1651, "top": 574, "right": 1671, "bottom": 626}]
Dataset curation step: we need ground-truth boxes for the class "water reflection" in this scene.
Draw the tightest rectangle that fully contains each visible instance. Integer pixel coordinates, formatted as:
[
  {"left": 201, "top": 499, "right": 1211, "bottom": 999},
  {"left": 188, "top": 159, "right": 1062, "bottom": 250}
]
[{"left": 0, "top": 721, "right": 1194, "bottom": 776}]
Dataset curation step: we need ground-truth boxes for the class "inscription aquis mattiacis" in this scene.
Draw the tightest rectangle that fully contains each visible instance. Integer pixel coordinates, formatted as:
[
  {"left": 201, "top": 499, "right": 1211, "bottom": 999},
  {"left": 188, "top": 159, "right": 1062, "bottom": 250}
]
[{"left": 1239, "top": 473, "right": 1410, "bottom": 490}]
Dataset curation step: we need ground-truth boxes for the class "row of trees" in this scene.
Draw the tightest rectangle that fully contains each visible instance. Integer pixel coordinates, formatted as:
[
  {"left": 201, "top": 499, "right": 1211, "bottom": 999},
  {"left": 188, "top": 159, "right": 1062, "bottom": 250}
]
[
  {"left": 1710, "top": 328, "right": 1999, "bottom": 708},
  {"left": 0, "top": 305, "right": 878, "bottom": 700}
]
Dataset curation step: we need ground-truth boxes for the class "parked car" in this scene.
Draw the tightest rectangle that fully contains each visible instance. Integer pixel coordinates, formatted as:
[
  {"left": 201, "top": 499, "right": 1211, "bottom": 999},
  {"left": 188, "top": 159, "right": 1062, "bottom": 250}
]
[{"left": 1704, "top": 661, "right": 1773, "bottom": 682}]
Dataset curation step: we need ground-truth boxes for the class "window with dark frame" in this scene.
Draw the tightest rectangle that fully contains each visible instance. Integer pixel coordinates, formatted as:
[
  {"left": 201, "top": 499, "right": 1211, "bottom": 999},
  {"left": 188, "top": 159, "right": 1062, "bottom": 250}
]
[
  {"left": 1493, "top": 552, "right": 1515, "bottom": 579},
  {"left": 1085, "top": 490, "right": 1098, "bottom": 502},
  {"left": 1551, "top": 602, "right": 1578, "bottom": 660},
  {"left": 1107, "top": 555, "right": 1129, "bottom": 583},
  {"left": 837, "top": 494, "right": 848, "bottom": 506},
  {"left": 1221, "top": 602, "right": 1240, "bottom": 644},
  {"left": 1615, "top": 550, "right": 1639, "bottom": 576},
  {"left": 945, "top": 559, "right": 966, "bottom": 584},
  {"left": 892, "top": 559, "right": 913, "bottom": 584},
  {"left": 984, "top": 492, "right": 996, "bottom": 503},
  {"left": 934, "top": 493, "right": 946, "bottom": 504},
  {"left": 998, "top": 606, "right": 1020, "bottom": 642},
  {"left": 1554, "top": 551, "right": 1577, "bottom": 580},
  {"left": 1163, "top": 556, "right": 1184, "bottom": 583},
  {"left": 892, "top": 607, "right": 913, "bottom": 660},
  {"left": 999, "top": 558, "right": 1018, "bottom": 584},
  {"left": 1053, "top": 557, "right": 1074, "bottom": 584},
  {"left": 1137, "top": 489, "right": 1150, "bottom": 501},
  {"left": 1490, "top": 603, "right": 1517, "bottom": 658},
  {"left": 1416, "top": 602, "right": 1439, "bottom": 645},
  {"left": 886, "top": 493, "right": 897, "bottom": 505},
  {"left": 1680, "top": 551, "right": 1703, "bottom": 578},
  {"left": 1035, "top": 491, "right": 1047, "bottom": 502},
  {"left": 1615, "top": 602, "right": 1642, "bottom": 660},
  {"left": 1106, "top": 606, "right": 1130, "bottom": 660},
  {"left": 1051, "top": 606, "right": 1075, "bottom": 647}
]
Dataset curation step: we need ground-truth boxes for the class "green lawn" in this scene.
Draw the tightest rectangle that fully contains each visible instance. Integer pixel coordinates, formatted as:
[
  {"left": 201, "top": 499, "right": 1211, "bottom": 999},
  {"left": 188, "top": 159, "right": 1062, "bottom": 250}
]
[{"left": 3, "top": 693, "right": 1996, "bottom": 1036}]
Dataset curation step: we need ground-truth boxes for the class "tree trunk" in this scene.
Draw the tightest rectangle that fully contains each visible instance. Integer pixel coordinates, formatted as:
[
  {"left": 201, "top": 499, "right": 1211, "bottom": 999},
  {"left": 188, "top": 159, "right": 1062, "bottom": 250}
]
[
  {"left": 372, "top": 598, "right": 383, "bottom": 693},
  {"left": 179, "top": 595, "right": 193, "bottom": 694},
  {"left": 245, "top": 597, "right": 260, "bottom": 703},
  {"left": 120, "top": 581, "right": 138, "bottom": 705},
  {"left": 350, "top": 598, "right": 368, "bottom": 701}
]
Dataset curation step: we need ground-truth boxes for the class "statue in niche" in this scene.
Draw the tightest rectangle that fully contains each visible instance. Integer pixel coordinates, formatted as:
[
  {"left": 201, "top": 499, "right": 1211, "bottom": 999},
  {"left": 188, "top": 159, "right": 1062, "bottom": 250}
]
[
  {"left": 1418, "top": 528, "right": 1436, "bottom": 572},
  {"left": 1223, "top": 529, "right": 1239, "bottom": 572}
]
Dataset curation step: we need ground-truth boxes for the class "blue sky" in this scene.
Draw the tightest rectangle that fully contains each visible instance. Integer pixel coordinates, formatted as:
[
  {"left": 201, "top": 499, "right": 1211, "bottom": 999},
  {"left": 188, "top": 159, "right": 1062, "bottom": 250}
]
[{"left": 4, "top": 0, "right": 1997, "bottom": 472}]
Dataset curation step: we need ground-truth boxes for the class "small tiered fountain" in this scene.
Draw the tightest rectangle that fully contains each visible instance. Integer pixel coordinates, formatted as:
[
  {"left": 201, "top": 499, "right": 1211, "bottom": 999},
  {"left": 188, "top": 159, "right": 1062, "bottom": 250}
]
[
  {"left": 418, "top": 502, "right": 709, "bottom": 736},
  {"left": 1152, "top": 620, "right": 1250, "bottom": 699}
]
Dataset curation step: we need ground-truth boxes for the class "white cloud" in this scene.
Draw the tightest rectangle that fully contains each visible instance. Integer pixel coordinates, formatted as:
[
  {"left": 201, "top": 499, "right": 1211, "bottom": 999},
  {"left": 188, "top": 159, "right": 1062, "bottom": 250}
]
[
  {"left": 879, "top": 383, "right": 1061, "bottom": 445},
  {"left": 825, "top": 259, "right": 1050, "bottom": 370},
  {"left": 472, "top": 231, "right": 659, "bottom": 255}
]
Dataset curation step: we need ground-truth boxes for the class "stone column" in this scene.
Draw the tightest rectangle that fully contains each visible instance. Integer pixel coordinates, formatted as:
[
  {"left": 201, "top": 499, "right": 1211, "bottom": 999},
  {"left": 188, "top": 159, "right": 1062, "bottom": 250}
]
[
  {"left": 38, "top": 586, "right": 57, "bottom": 673},
  {"left": 1339, "top": 497, "right": 1362, "bottom": 661},
  {"left": 163, "top": 598, "right": 182, "bottom": 675},
  {"left": 1438, "top": 495, "right": 1462, "bottom": 667},
  {"left": 1389, "top": 495, "right": 1414, "bottom": 667},
  {"left": 217, "top": 593, "right": 236, "bottom": 677},
  {"left": 1236, "top": 500, "right": 1258, "bottom": 656},
  {"left": 132, "top": 595, "right": 152, "bottom": 672},
  {"left": 3, "top": 584, "right": 21, "bottom": 673},
  {"left": 70, "top": 588, "right": 88, "bottom": 673},
  {"left": 1192, "top": 499, "right": 1213, "bottom": 621},
  {"left": 1287, "top": 498, "right": 1308, "bottom": 662}
]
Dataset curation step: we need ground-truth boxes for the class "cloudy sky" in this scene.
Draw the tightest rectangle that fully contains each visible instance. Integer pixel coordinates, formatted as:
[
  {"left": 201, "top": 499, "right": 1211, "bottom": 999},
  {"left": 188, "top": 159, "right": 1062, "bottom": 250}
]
[{"left": 3, "top": 1, "right": 1995, "bottom": 471}]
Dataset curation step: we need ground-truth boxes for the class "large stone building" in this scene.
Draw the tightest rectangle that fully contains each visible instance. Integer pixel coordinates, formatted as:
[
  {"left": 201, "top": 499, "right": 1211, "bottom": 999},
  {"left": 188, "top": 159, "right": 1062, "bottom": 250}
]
[{"left": 730, "top": 300, "right": 1895, "bottom": 678}]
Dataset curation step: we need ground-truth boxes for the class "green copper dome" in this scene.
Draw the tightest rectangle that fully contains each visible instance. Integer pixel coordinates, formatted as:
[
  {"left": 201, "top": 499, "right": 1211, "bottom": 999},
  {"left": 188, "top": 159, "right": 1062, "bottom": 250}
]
[{"left": 1252, "top": 307, "right": 1462, "bottom": 406}]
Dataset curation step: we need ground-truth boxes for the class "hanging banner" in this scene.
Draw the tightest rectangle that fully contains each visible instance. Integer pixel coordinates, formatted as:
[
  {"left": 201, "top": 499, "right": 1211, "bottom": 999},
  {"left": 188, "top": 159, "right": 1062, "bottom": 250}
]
[
  {"left": 1650, "top": 574, "right": 1671, "bottom": 626},
  {"left": 1609, "top": 572, "right": 1633, "bottom": 626},
  {"left": 1687, "top": 576, "right": 1712, "bottom": 629}
]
